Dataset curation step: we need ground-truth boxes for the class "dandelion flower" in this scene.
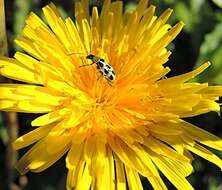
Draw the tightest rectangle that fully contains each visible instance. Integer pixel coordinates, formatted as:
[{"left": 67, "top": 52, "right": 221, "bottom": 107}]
[{"left": 1, "top": 0, "right": 222, "bottom": 189}]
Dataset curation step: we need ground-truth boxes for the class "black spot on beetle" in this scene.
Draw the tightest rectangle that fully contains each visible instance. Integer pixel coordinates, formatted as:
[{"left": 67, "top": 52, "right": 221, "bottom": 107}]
[
  {"left": 105, "top": 64, "right": 111, "bottom": 69},
  {"left": 98, "top": 61, "right": 104, "bottom": 67},
  {"left": 109, "top": 75, "right": 114, "bottom": 80},
  {"left": 104, "top": 69, "right": 109, "bottom": 74}
]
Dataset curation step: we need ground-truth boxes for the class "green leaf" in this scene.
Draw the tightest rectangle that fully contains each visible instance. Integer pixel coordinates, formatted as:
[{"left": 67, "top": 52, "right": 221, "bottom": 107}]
[
  {"left": 212, "top": 0, "right": 222, "bottom": 8},
  {"left": 190, "top": 0, "right": 205, "bottom": 14},
  {"left": 173, "top": 2, "right": 193, "bottom": 31},
  {"left": 125, "top": 2, "right": 137, "bottom": 12},
  {"left": 208, "top": 177, "right": 219, "bottom": 190},
  {"left": 194, "top": 22, "right": 222, "bottom": 84},
  {"left": 13, "top": 0, "right": 33, "bottom": 50},
  {"left": 0, "top": 0, "right": 8, "bottom": 56}
]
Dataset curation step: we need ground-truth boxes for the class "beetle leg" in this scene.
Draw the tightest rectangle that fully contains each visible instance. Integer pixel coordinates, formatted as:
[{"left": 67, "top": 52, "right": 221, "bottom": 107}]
[
  {"left": 79, "top": 62, "right": 95, "bottom": 67},
  {"left": 97, "top": 73, "right": 103, "bottom": 81}
]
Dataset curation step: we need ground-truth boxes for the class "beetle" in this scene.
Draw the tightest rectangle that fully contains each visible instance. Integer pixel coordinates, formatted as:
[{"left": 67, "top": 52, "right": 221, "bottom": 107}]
[{"left": 80, "top": 54, "right": 116, "bottom": 83}]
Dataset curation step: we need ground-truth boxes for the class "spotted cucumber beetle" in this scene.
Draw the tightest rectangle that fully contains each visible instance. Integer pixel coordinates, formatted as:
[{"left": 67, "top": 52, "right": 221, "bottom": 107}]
[{"left": 80, "top": 54, "right": 116, "bottom": 83}]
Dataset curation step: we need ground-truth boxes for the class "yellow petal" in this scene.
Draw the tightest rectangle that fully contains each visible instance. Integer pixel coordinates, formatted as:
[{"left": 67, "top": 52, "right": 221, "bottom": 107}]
[
  {"left": 14, "top": 52, "right": 40, "bottom": 70},
  {"left": 181, "top": 121, "right": 222, "bottom": 151},
  {"left": 42, "top": 3, "right": 72, "bottom": 51},
  {"left": 199, "top": 86, "right": 222, "bottom": 96},
  {"left": 149, "top": 120, "right": 183, "bottom": 135},
  {"left": 12, "top": 124, "right": 53, "bottom": 150},
  {"left": 187, "top": 143, "right": 222, "bottom": 170},
  {"left": 63, "top": 109, "right": 87, "bottom": 128},
  {"left": 75, "top": 163, "right": 92, "bottom": 190},
  {"left": 125, "top": 167, "right": 143, "bottom": 190},
  {"left": 46, "top": 123, "right": 72, "bottom": 154},
  {"left": 16, "top": 139, "right": 69, "bottom": 174},
  {"left": 114, "top": 154, "right": 127, "bottom": 190},
  {"left": 0, "top": 84, "right": 31, "bottom": 101},
  {"left": 31, "top": 112, "right": 62, "bottom": 127},
  {"left": 83, "top": 135, "right": 96, "bottom": 166},
  {"left": 108, "top": 135, "right": 151, "bottom": 176},
  {"left": 151, "top": 155, "right": 194, "bottom": 190},
  {"left": 14, "top": 85, "right": 66, "bottom": 107},
  {"left": 15, "top": 36, "right": 42, "bottom": 60},
  {"left": 0, "top": 57, "right": 42, "bottom": 84},
  {"left": 158, "top": 62, "right": 210, "bottom": 87},
  {"left": 25, "top": 12, "right": 47, "bottom": 29},
  {"left": 144, "top": 137, "right": 190, "bottom": 162},
  {"left": 66, "top": 143, "right": 84, "bottom": 170},
  {"left": 66, "top": 159, "right": 85, "bottom": 190}
]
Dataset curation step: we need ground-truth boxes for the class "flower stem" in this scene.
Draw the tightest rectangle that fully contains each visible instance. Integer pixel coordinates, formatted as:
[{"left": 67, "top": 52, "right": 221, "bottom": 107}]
[
  {"left": 0, "top": 0, "right": 19, "bottom": 189},
  {"left": 0, "top": 0, "right": 8, "bottom": 56}
]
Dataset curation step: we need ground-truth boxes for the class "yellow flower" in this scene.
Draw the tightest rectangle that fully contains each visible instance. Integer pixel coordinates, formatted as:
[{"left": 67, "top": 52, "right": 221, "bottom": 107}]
[{"left": 1, "top": 0, "right": 222, "bottom": 189}]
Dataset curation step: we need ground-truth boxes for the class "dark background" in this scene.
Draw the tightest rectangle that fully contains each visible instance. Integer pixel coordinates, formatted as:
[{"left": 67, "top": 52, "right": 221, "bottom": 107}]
[{"left": 1, "top": 0, "right": 222, "bottom": 189}]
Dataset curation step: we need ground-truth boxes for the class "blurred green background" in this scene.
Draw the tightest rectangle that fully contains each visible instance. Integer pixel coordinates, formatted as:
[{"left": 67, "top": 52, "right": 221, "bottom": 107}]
[{"left": 1, "top": 0, "right": 222, "bottom": 189}]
